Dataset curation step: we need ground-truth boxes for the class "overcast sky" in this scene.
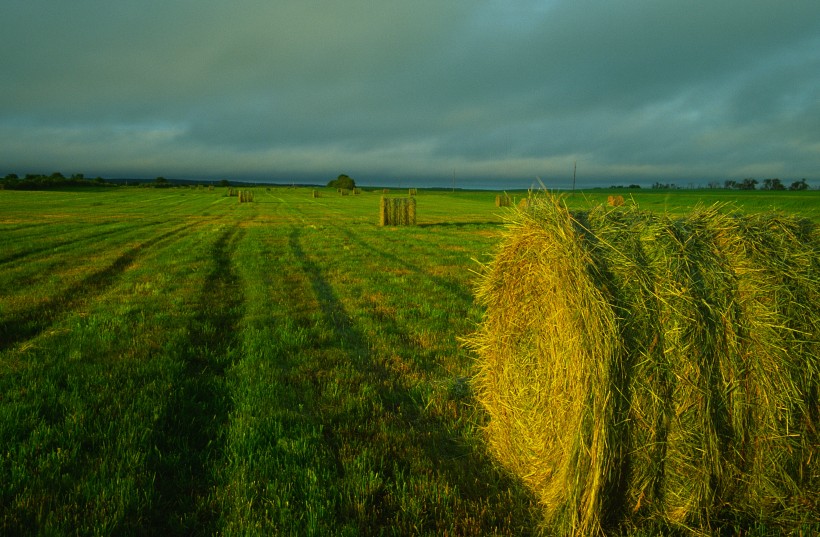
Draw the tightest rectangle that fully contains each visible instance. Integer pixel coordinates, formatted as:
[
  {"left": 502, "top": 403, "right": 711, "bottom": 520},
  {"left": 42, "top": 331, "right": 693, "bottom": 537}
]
[{"left": 1, "top": 1, "right": 818, "bottom": 188}]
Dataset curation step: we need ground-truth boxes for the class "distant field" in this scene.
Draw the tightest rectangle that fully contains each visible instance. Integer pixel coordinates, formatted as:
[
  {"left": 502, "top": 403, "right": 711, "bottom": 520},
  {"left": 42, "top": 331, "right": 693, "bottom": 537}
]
[{"left": 1, "top": 186, "right": 817, "bottom": 535}]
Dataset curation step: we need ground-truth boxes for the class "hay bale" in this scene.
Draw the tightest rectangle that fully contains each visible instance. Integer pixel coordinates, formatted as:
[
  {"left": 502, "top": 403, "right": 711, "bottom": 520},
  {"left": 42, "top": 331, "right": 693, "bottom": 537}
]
[
  {"left": 496, "top": 193, "right": 512, "bottom": 207},
  {"left": 407, "top": 196, "right": 416, "bottom": 225},
  {"left": 312, "top": 189, "right": 320, "bottom": 198},
  {"left": 379, "top": 197, "right": 416, "bottom": 226},
  {"left": 379, "top": 196, "right": 388, "bottom": 226},
  {"left": 607, "top": 194, "right": 625, "bottom": 206},
  {"left": 237, "top": 190, "right": 254, "bottom": 203},
  {"left": 467, "top": 195, "right": 818, "bottom": 536}
]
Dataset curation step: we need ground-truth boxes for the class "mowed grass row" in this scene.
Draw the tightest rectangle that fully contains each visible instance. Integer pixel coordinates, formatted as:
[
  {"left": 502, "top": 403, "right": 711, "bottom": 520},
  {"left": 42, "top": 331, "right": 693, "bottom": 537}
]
[
  {"left": 1, "top": 186, "right": 817, "bottom": 535},
  {"left": 1, "top": 187, "right": 539, "bottom": 535}
]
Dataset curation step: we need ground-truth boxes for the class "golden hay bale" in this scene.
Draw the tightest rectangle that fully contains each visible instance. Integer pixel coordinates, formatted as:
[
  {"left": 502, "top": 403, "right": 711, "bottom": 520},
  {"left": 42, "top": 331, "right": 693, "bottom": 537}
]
[
  {"left": 495, "top": 193, "right": 512, "bottom": 207},
  {"left": 607, "top": 194, "right": 625, "bottom": 206},
  {"left": 379, "top": 196, "right": 388, "bottom": 226},
  {"left": 467, "top": 195, "right": 819, "bottom": 536},
  {"left": 379, "top": 197, "right": 416, "bottom": 226},
  {"left": 406, "top": 196, "right": 416, "bottom": 225}
]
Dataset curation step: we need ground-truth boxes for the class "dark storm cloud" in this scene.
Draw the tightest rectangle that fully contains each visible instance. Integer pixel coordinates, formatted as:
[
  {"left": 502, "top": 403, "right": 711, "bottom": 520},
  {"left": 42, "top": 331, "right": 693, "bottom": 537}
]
[{"left": 1, "top": 0, "right": 818, "bottom": 185}]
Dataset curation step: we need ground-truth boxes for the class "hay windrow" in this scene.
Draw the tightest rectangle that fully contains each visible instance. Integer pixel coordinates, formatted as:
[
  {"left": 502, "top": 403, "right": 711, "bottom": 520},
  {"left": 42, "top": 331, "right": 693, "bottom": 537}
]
[{"left": 468, "top": 195, "right": 819, "bottom": 535}]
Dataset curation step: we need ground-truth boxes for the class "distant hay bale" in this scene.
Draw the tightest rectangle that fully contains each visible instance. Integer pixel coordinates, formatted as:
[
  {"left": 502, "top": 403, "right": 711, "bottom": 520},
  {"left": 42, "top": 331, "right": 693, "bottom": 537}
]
[
  {"left": 607, "top": 194, "right": 625, "bottom": 206},
  {"left": 237, "top": 190, "right": 254, "bottom": 203},
  {"left": 495, "top": 193, "right": 512, "bottom": 207},
  {"left": 312, "top": 189, "right": 320, "bottom": 198},
  {"left": 467, "top": 195, "right": 819, "bottom": 536},
  {"left": 409, "top": 188, "right": 417, "bottom": 196},
  {"left": 379, "top": 197, "right": 416, "bottom": 226},
  {"left": 354, "top": 187, "right": 361, "bottom": 195}
]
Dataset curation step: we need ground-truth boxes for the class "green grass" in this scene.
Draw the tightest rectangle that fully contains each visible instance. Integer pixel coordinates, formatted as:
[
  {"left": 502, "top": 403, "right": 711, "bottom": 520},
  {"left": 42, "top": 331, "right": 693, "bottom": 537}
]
[{"left": 1, "top": 186, "right": 817, "bottom": 535}]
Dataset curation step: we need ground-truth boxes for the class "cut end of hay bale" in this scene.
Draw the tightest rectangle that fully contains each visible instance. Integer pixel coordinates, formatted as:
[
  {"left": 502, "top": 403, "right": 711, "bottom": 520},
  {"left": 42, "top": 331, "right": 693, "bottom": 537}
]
[
  {"left": 466, "top": 194, "right": 819, "bottom": 535},
  {"left": 495, "top": 193, "right": 512, "bottom": 207}
]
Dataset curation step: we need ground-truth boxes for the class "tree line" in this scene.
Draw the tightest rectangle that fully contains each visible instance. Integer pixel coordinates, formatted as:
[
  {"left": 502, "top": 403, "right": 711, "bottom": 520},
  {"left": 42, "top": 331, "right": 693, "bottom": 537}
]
[
  {"left": 1, "top": 172, "right": 108, "bottom": 190},
  {"left": 649, "top": 178, "right": 810, "bottom": 190}
]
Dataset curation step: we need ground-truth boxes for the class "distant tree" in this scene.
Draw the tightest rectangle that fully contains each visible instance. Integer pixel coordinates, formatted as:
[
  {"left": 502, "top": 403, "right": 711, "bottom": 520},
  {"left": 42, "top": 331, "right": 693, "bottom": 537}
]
[
  {"left": 739, "top": 178, "right": 758, "bottom": 190},
  {"left": 628, "top": 184, "right": 641, "bottom": 189},
  {"left": 154, "top": 176, "right": 169, "bottom": 188},
  {"left": 762, "top": 178, "right": 785, "bottom": 191},
  {"left": 328, "top": 174, "right": 355, "bottom": 190},
  {"left": 789, "top": 178, "right": 808, "bottom": 191},
  {"left": 219, "top": 179, "right": 230, "bottom": 187},
  {"left": 724, "top": 179, "right": 737, "bottom": 189}
]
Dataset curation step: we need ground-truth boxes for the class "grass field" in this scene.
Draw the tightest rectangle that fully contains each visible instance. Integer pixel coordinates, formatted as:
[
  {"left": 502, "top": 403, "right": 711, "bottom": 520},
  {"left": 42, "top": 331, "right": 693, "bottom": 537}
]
[{"left": 1, "top": 186, "right": 818, "bottom": 535}]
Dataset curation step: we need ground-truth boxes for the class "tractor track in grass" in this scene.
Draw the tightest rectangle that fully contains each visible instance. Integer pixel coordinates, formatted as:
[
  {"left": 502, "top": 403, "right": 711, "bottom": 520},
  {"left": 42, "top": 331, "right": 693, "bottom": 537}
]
[
  {"left": 147, "top": 222, "right": 247, "bottom": 534},
  {"left": 0, "top": 221, "right": 165, "bottom": 266},
  {"left": 284, "top": 225, "right": 532, "bottom": 531},
  {"left": 0, "top": 223, "right": 192, "bottom": 352}
]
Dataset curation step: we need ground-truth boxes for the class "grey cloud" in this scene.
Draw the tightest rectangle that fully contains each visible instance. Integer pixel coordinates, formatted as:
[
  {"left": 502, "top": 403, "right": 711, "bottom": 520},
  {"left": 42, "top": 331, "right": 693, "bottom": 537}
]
[{"left": 1, "top": 0, "right": 819, "bottom": 185}]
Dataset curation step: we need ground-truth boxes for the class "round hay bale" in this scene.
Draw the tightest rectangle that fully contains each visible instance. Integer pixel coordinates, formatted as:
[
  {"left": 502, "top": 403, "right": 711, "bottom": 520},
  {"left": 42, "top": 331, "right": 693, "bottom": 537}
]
[{"left": 467, "top": 195, "right": 819, "bottom": 536}]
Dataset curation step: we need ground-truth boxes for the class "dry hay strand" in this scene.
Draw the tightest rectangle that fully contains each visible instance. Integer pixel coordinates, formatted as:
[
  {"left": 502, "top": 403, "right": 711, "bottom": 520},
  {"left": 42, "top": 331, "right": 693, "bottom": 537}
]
[
  {"left": 607, "top": 194, "right": 625, "bottom": 206},
  {"left": 467, "top": 194, "right": 819, "bottom": 536}
]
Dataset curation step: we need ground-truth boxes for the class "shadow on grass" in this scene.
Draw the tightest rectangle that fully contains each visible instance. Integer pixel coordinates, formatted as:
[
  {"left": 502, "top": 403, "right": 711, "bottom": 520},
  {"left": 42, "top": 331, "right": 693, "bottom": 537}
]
[
  {"left": 146, "top": 224, "right": 245, "bottom": 534},
  {"left": 0, "top": 223, "right": 187, "bottom": 352},
  {"left": 286, "top": 227, "right": 536, "bottom": 533}
]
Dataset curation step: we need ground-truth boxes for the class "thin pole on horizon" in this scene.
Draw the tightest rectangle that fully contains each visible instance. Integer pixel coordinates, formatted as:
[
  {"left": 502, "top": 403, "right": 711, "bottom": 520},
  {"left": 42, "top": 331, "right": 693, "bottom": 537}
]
[{"left": 572, "top": 161, "right": 577, "bottom": 193}]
